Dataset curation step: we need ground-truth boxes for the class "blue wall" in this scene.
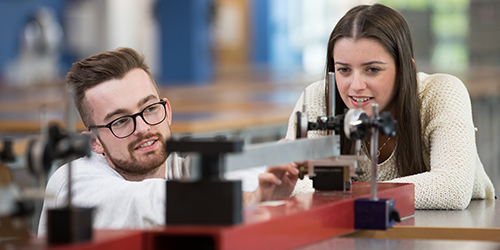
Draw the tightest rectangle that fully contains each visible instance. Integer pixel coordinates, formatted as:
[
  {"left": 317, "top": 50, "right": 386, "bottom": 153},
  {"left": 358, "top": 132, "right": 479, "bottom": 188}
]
[
  {"left": 0, "top": 0, "right": 68, "bottom": 82},
  {"left": 250, "top": 0, "right": 301, "bottom": 70},
  {"left": 0, "top": 0, "right": 302, "bottom": 85},
  {"left": 157, "top": 0, "right": 214, "bottom": 85}
]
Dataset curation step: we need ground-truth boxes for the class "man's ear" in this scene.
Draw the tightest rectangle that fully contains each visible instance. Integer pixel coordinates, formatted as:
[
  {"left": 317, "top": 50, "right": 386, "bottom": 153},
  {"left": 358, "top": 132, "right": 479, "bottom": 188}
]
[
  {"left": 162, "top": 97, "right": 172, "bottom": 126},
  {"left": 81, "top": 130, "right": 104, "bottom": 154}
]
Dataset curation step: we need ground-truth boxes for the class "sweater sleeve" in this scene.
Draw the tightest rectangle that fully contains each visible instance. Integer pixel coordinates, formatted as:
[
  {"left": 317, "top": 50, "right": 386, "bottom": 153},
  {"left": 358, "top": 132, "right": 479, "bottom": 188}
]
[{"left": 388, "top": 73, "right": 479, "bottom": 209}]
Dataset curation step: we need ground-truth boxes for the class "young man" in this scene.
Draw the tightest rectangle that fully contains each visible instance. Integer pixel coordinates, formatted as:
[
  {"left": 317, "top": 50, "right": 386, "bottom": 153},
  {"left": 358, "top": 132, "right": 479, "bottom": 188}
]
[{"left": 38, "top": 47, "right": 298, "bottom": 236}]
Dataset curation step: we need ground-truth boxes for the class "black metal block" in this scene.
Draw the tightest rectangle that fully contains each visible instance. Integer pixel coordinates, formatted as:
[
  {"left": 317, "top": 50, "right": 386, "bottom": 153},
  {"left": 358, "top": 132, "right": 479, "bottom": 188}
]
[
  {"left": 311, "top": 166, "right": 350, "bottom": 191},
  {"left": 166, "top": 180, "right": 242, "bottom": 225},
  {"left": 354, "top": 198, "right": 400, "bottom": 230},
  {"left": 47, "top": 206, "right": 93, "bottom": 244}
]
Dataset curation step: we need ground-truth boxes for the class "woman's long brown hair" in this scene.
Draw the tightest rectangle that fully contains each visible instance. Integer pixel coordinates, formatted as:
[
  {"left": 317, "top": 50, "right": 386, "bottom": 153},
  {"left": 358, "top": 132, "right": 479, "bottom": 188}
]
[{"left": 325, "top": 4, "right": 425, "bottom": 176}]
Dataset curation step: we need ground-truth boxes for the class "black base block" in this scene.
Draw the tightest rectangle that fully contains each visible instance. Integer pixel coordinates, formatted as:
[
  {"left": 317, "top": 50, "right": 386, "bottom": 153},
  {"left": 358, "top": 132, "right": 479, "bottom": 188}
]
[
  {"left": 47, "top": 206, "right": 94, "bottom": 244},
  {"left": 354, "top": 198, "right": 400, "bottom": 230},
  {"left": 167, "top": 180, "right": 242, "bottom": 225},
  {"left": 311, "top": 166, "right": 351, "bottom": 191}
]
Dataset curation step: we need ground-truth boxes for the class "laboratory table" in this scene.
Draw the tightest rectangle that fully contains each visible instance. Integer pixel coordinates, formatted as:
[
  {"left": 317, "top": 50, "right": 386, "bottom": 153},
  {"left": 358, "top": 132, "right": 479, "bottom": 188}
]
[
  {"left": 2, "top": 188, "right": 499, "bottom": 250},
  {"left": 299, "top": 199, "right": 500, "bottom": 250}
]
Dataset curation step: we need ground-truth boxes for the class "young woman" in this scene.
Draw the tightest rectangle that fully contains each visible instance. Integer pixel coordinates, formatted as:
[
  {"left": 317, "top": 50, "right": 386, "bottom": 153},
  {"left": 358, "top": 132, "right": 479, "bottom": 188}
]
[{"left": 285, "top": 4, "right": 495, "bottom": 209}]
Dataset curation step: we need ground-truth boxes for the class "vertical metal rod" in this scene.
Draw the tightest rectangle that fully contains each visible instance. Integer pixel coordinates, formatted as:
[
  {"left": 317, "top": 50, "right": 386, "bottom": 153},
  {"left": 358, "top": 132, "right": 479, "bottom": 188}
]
[
  {"left": 355, "top": 140, "right": 361, "bottom": 155},
  {"left": 40, "top": 105, "right": 49, "bottom": 135},
  {"left": 38, "top": 105, "right": 49, "bottom": 191},
  {"left": 302, "top": 89, "right": 307, "bottom": 113},
  {"left": 327, "top": 72, "right": 335, "bottom": 135},
  {"left": 67, "top": 161, "right": 73, "bottom": 207},
  {"left": 66, "top": 86, "right": 77, "bottom": 207},
  {"left": 370, "top": 103, "right": 379, "bottom": 200},
  {"left": 327, "top": 72, "right": 341, "bottom": 155}
]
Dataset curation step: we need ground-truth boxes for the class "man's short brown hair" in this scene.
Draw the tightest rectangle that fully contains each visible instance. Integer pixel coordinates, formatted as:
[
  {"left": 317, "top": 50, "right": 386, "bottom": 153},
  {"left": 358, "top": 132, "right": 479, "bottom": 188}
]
[{"left": 66, "top": 47, "right": 160, "bottom": 127}]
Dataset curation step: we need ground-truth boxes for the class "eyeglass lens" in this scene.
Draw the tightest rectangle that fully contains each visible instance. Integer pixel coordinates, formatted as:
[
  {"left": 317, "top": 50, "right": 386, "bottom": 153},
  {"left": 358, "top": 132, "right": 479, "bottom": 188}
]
[{"left": 111, "top": 102, "right": 166, "bottom": 138}]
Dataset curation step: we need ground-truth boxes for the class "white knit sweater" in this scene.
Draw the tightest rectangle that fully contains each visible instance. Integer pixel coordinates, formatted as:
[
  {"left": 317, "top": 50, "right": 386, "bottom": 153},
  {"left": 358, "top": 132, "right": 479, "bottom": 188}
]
[{"left": 285, "top": 72, "right": 496, "bottom": 209}]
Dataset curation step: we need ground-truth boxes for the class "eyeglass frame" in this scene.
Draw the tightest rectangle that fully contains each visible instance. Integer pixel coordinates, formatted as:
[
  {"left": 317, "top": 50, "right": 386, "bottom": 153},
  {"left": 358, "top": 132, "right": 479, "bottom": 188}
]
[{"left": 87, "top": 100, "right": 167, "bottom": 139}]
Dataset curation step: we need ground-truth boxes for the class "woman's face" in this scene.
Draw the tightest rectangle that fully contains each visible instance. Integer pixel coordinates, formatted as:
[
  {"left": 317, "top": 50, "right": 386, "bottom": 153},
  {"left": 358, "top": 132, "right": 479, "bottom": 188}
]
[{"left": 333, "top": 38, "right": 397, "bottom": 118}]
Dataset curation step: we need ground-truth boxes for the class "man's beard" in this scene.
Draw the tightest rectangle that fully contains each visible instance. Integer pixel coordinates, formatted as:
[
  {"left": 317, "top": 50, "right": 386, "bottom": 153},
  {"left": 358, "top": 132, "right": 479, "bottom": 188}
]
[{"left": 102, "top": 133, "right": 169, "bottom": 176}]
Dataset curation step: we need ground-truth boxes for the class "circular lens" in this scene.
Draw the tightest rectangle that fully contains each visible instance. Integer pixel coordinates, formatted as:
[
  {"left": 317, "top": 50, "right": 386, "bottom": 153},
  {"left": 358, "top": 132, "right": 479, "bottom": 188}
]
[
  {"left": 111, "top": 117, "right": 134, "bottom": 138},
  {"left": 143, "top": 103, "right": 166, "bottom": 125}
]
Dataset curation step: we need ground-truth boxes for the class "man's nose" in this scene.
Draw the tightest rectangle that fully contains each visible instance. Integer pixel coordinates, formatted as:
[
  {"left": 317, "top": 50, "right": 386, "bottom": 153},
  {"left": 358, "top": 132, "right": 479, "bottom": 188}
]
[{"left": 134, "top": 115, "right": 150, "bottom": 134}]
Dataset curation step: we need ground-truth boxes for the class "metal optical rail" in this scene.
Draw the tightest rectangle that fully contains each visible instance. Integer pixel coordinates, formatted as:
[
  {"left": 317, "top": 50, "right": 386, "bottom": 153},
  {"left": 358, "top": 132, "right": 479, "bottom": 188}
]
[{"left": 224, "top": 135, "right": 339, "bottom": 172}]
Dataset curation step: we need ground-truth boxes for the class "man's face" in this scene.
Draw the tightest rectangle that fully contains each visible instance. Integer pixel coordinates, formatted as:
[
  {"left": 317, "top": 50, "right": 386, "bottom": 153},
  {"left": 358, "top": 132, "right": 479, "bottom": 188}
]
[{"left": 85, "top": 68, "right": 172, "bottom": 178}]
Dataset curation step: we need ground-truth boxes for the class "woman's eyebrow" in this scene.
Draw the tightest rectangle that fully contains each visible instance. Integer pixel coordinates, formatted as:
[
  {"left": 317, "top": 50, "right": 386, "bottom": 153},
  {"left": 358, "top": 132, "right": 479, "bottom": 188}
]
[
  {"left": 361, "top": 61, "right": 387, "bottom": 66},
  {"left": 334, "top": 61, "right": 387, "bottom": 66},
  {"left": 335, "top": 62, "right": 349, "bottom": 66}
]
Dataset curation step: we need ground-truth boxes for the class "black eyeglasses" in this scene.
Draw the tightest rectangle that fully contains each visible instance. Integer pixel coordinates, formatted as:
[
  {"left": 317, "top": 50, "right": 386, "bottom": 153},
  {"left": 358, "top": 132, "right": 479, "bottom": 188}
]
[{"left": 88, "top": 100, "right": 167, "bottom": 139}]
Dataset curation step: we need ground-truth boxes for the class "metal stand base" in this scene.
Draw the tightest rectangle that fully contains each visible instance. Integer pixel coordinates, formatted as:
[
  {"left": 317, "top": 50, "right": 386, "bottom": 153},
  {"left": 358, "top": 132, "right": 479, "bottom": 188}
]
[
  {"left": 47, "top": 206, "right": 94, "bottom": 244},
  {"left": 354, "top": 198, "right": 400, "bottom": 230},
  {"left": 311, "top": 166, "right": 351, "bottom": 191},
  {"left": 166, "top": 180, "right": 242, "bottom": 225}
]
